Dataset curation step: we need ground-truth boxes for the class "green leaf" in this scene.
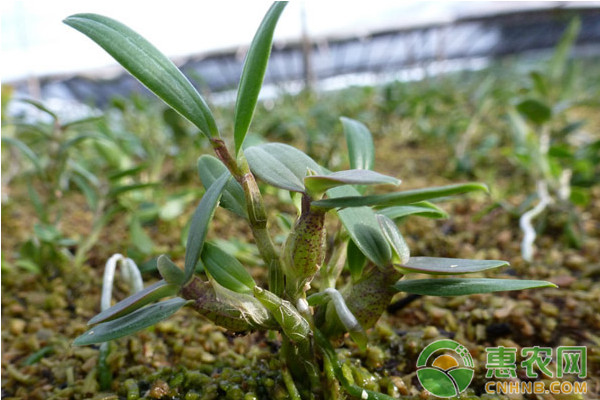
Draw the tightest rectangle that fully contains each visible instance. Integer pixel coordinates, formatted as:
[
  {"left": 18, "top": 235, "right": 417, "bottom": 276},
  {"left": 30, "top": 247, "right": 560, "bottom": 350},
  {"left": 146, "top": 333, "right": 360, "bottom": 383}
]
[
  {"left": 64, "top": 13, "right": 218, "bottom": 138},
  {"left": 159, "top": 193, "right": 195, "bottom": 221},
  {"left": 329, "top": 186, "right": 391, "bottom": 268},
  {"left": 108, "top": 165, "right": 147, "bottom": 181},
  {"left": 507, "top": 109, "right": 530, "bottom": 147},
  {"left": 313, "top": 182, "right": 488, "bottom": 209},
  {"left": 15, "top": 259, "right": 42, "bottom": 274},
  {"left": 108, "top": 183, "right": 158, "bottom": 198},
  {"left": 74, "top": 297, "right": 188, "bottom": 345},
  {"left": 58, "top": 133, "right": 103, "bottom": 156},
  {"left": 377, "top": 215, "right": 410, "bottom": 264},
  {"left": 1, "top": 137, "right": 42, "bottom": 172},
  {"left": 61, "top": 115, "right": 104, "bottom": 130},
  {"left": 392, "top": 278, "right": 556, "bottom": 296},
  {"left": 71, "top": 174, "right": 99, "bottom": 211},
  {"left": 201, "top": 242, "right": 256, "bottom": 294},
  {"left": 341, "top": 117, "right": 375, "bottom": 170},
  {"left": 516, "top": 99, "right": 552, "bottom": 125},
  {"left": 397, "top": 257, "right": 508, "bottom": 275},
  {"left": 27, "top": 183, "right": 46, "bottom": 222},
  {"left": 23, "top": 346, "right": 54, "bottom": 366},
  {"left": 550, "top": 18, "right": 581, "bottom": 81},
  {"left": 130, "top": 216, "right": 154, "bottom": 255},
  {"left": 197, "top": 155, "right": 247, "bottom": 219},
  {"left": 304, "top": 169, "right": 400, "bottom": 195},
  {"left": 184, "top": 173, "right": 229, "bottom": 283},
  {"left": 346, "top": 239, "right": 366, "bottom": 281},
  {"left": 88, "top": 280, "right": 180, "bottom": 325},
  {"left": 378, "top": 201, "right": 448, "bottom": 220},
  {"left": 245, "top": 143, "right": 323, "bottom": 192},
  {"left": 157, "top": 255, "right": 185, "bottom": 286},
  {"left": 234, "top": 2, "right": 287, "bottom": 155},
  {"left": 17, "top": 98, "right": 58, "bottom": 121},
  {"left": 529, "top": 71, "right": 548, "bottom": 97}
]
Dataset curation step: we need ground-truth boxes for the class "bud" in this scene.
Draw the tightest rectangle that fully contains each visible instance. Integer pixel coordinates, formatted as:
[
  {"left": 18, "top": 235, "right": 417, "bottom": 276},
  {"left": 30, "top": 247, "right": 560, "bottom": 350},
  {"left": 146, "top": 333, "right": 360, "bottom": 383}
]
[
  {"left": 318, "top": 266, "right": 402, "bottom": 338},
  {"left": 254, "top": 287, "right": 311, "bottom": 343},
  {"left": 181, "top": 277, "right": 275, "bottom": 332},
  {"left": 282, "top": 194, "right": 327, "bottom": 298}
]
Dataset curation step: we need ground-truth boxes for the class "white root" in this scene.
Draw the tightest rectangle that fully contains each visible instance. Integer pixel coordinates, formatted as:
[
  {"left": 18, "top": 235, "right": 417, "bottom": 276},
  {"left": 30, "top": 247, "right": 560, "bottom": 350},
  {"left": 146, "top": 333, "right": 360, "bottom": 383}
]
[
  {"left": 324, "top": 288, "right": 360, "bottom": 332},
  {"left": 101, "top": 253, "right": 143, "bottom": 312},
  {"left": 520, "top": 181, "right": 552, "bottom": 262}
]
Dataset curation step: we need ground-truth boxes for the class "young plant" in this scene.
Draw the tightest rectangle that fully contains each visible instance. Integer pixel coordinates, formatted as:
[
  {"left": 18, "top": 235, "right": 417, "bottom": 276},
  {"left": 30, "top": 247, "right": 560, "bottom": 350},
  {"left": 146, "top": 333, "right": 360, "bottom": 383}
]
[
  {"left": 506, "top": 19, "right": 598, "bottom": 260},
  {"left": 1, "top": 98, "right": 170, "bottom": 272},
  {"left": 1, "top": 99, "right": 104, "bottom": 273},
  {"left": 66, "top": 3, "right": 555, "bottom": 398}
]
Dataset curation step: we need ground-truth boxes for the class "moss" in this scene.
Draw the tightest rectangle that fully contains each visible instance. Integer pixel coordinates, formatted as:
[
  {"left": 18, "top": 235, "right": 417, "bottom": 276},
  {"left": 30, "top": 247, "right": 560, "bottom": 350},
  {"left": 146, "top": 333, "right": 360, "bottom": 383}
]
[{"left": 2, "top": 104, "right": 599, "bottom": 398}]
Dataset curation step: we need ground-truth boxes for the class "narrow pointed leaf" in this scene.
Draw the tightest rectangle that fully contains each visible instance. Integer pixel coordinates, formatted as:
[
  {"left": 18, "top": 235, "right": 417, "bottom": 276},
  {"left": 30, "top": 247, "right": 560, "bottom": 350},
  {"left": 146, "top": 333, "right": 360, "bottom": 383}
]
[
  {"left": 201, "top": 242, "right": 256, "bottom": 294},
  {"left": 64, "top": 14, "right": 218, "bottom": 137},
  {"left": 329, "top": 186, "right": 391, "bottom": 268},
  {"left": 130, "top": 216, "right": 154, "bottom": 255},
  {"left": 61, "top": 115, "right": 104, "bottom": 130},
  {"left": 184, "top": 173, "right": 229, "bottom": 283},
  {"left": 378, "top": 201, "right": 448, "bottom": 220},
  {"left": 304, "top": 169, "right": 400, "bottom": 194},
  {"left": 550, "top": 18, "right": 580, "bottom": 81},
  {"left": 397, "top": 257, "right": 508, "bottom": 275},
  {"left": 71, "top": 175, "right": 99, "bottom": 211},
  {"left": 377, "top": 215, "right": 410, "bottom": 264},
  {"left": 75, "top": 298, "right": 188, "bottom": 345},
  {"left": 108, "top": 183, "right": 158, "bottom": 198},
  {"left": 18, "top": 98, "right": 59, "bottom": 121},
  {"left": 245, "top": 143, "right": 323, "bottom": 192},
  {"left": 341, "top": 117, "right": 375, "bottom": 170},
  {"left": 346, "top": 239, "right": 366, "bottom": 281},
  {"left": 313, "top": 183, "right": 488, "bottom": 209},
  {"left": 58, "top": 133, "right": 103, "bottom": 155},
  {"left": 392, "top": 278, "right": 556, "bottom": 296},
  {"left": 197, "top": 155, "right": 247, "bottom": 218},
  {"left": 2, "top": 137, "right": 42, "bottom": 172},
  {"left": 157, "top": 255, "right": 185, "bottom": 286},
  {"left": 234, "top": 2, "right": 287, "bottom": 154},
  {"left": 108, "top": 165, "right": 147, "bottom": 181},
  {"left": 88, "top": 280, "right": 179, "bottom": 325}
]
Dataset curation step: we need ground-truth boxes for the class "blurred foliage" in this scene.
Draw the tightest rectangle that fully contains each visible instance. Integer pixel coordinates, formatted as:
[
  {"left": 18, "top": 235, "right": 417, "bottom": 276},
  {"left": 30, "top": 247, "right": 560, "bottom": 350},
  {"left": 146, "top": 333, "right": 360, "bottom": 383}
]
[{"left": 2, "top": 40, "right": 599, "bottom": 276}]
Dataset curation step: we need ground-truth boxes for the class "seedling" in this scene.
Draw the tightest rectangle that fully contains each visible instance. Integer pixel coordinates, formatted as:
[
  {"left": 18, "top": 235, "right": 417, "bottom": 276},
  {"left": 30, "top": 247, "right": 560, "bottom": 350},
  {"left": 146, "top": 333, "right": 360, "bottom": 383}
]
[
  {"left": 2, "top": 99, "right": 166, "bottom": 276},
  {"left": 507, "top": 19, "right": 598, "bottom": 260},
  {"left": 66, "top": 3, "right": 555, "bottom": 398}
]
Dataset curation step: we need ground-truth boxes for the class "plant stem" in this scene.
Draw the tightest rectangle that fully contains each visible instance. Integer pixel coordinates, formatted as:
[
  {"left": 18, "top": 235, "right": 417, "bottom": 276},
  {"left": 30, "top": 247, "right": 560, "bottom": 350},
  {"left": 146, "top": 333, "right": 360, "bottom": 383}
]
[
  {"left": 314, "top": 329, "right": 396, "bottom": 400},
  {"left": 323, "top": 355, "right": 341, "bottom": 400},
  {"left": 73, "top": 196, "right": 109, "bottom": 269},
  {"left": 280, "top": 340, "right": 303, "bottom": 400},
  {"left": 210, "top": 138, "right": 284, "bottom": 296}
]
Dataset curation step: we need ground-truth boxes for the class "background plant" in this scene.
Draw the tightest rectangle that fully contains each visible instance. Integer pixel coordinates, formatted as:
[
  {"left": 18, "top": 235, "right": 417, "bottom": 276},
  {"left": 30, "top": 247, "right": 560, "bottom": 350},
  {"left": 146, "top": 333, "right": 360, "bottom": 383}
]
[
  {"left": 505, "top": 19, "right": 600, "bottom": 260},
  {"left": 1, "top": 99, "right": 106, "bottom": 273},
  {"left": 0, "top": 97, "right": 177, "bottom": 273},
  {"left": 64, "top": 3, "right": 555, "bottom": 399}
]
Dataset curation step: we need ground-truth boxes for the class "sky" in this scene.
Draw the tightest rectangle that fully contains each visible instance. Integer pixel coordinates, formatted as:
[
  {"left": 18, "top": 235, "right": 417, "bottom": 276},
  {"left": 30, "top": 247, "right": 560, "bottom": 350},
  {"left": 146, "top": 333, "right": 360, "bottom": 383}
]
[{"left": 0, "top": 1, "right": 581, "bottom": 82}]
